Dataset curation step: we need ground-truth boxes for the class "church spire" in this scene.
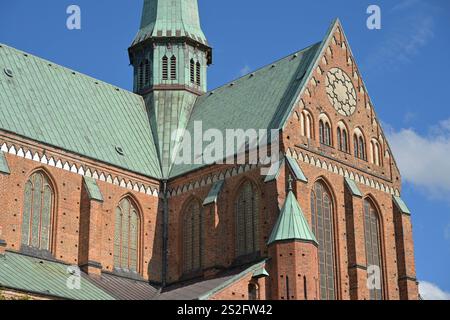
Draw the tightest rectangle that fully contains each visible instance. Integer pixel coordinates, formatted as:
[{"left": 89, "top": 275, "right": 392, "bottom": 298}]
[{"left": 128, "top": 0, "right": 212, "bottom": 178}]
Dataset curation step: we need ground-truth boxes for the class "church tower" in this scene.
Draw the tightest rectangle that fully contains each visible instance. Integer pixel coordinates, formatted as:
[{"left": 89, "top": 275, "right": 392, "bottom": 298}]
[{"left": 129, "top": 0, "right": 212, "bottom": 177}]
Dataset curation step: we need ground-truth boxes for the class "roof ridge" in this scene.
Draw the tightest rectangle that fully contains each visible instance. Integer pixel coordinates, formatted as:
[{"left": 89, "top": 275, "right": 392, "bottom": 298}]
[
  {"left": 202, "top": 42, "right": 321, "bottom": 95},
  {"left": 0, "top": 43, "right": 140, "bottom": 98}
]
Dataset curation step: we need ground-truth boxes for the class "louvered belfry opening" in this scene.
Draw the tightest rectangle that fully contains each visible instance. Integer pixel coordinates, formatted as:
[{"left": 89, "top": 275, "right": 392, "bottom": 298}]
[
  {"left": 170, "top": 55, "right": 177, "bottom": 80},
  {"left": 114, "top": 198, "right": 140, "bottom": 273},
  {"left": 311, "top": 181, "right": 336, "bottom": 300},
  {"left": 190, "top": 59, "right": 195, "bottom": 84},
  {"left": 162, "top": 56, "right": 168, "bottom": 80},
  {"left": 364, "top": 198, "right": 383, "bottom": 300},
  {"left": 196, "top": 62, "right": 201, "bottom": 86},
  {"left": 235, "top": 180, "right": 260, "bottom": 258},
  {"left": 182, "top": 199, "right": 203, "bottom": 274},
  {"left": 21, "top": 171, "right": 54, "bottom": 252}
]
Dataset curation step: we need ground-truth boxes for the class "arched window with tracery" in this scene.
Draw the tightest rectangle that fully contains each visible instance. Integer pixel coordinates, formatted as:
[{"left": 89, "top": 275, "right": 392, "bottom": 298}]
[
  {"left": 114, "top": 198, "right": 140, "bottom": 272},
  {"left": 337, "top": 122, "right": 349, "bottom": 153},
  {"left": 311, "top": 181, "right": 336, "bottom": 300},
  {"left": 21, "top": 171, "right": 54, "bottom": 252},
  {"left": 235, "top": 180, "right": 260, "bottom": 257},
  {"left": 319, "top": 117, "right": 332, "bottom": 146},
  {"left": 364, "top": 198, "right": 383, "bottom": 300},
  {"left": 354, "top": 129, "right": 366, "bottom": 160},
  {"left": 182, "top": 198, "right": 203, "bottom": 274}
]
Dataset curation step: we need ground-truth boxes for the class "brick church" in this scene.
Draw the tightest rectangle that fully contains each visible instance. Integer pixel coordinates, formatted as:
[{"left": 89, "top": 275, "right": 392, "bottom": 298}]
[{"left": 0, "top": 0, "right": 418, "bottom": 300}]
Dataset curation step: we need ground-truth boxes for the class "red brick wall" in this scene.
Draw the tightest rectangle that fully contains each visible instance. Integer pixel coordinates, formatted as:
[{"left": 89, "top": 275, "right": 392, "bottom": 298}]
[{"left": 0, "top": 139, "right": 162, "bottom": 282}]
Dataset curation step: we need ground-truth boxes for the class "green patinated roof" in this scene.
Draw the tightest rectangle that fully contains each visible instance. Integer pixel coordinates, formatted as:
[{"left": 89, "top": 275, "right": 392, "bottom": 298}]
[
  {"left": 203, "top": 180, "right": 224, "bottom": 206},
  {"left": 264, "top": 159, "right": 284, "bottom": 183},
  {"left": 393, "top": 196, "right": 411, "bottom": 215},
  {"left": 345, "top": 177, "right": 363, "bottom": 197},
  {"left": 169, "top": 42, "right": 321, "bottom": 178},
  {"left": 286, "top": 156, "right": 308, "bottom": 183},
  {"left": 0, "top": 252, "right": 114, "bottom": 300},
  {"left": 0, "top": 151, "right": 10, "bottom": 174},
  {"left": 83, "top": 176, "right": 104, "bottom": 202},
  {"left": 132, "top": 0, "right": 208, "bottom": 46},
  {"left": 0, "top": 44, "right": 162, "bottom": 179},
  {"left": 268, "top": 191, "right": 317, "bottom": 245}
]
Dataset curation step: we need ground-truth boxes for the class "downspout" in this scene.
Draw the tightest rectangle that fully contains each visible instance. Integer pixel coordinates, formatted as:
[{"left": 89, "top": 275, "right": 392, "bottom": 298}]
[{"left": 162, "top": 179, "right": 169, "bottom": 287}]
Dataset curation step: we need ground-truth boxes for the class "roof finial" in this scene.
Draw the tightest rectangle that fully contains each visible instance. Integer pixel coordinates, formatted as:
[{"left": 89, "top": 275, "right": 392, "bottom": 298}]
[{"left": 288, "top": 175, "right": 293, "bottom": 192}]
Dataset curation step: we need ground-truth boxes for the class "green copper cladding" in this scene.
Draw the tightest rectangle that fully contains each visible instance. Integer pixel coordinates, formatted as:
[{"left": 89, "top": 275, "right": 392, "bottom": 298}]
[
  {"left": 0, "top": 251, "right": 114, "bottom": 300},
  {"left": 83, "top": 176, "right": 104, "bottom": 202},
  {"left": 268, "top": 191, "right": 318, "bottom": 245},
  {"left": 132, "top": 0, "right": 208, "bottom": 47},
  {"left": 0, "top": 44, "right": 162, "bottom": 179},
  {"left": 393, "top": 196, "right": 411, "bottom": 215},
  {"left": 345, "top": 177, "right": 363, "bottom": 197}
]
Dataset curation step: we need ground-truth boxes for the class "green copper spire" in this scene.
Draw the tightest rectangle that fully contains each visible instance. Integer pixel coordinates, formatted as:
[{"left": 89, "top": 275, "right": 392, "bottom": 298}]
[
  {"left": 132, "top": 0, "right": 209, "bottom": 49},
  {"left": 129, "top": 0, "right": 212, "bottom": 178},
  {"left": 268, "top": 191, "right": 318, "bottom": 245}
]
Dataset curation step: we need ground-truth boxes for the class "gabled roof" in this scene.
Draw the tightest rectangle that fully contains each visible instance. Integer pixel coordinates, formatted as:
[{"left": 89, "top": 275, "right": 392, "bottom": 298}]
[
  {"left": 267, "top": 191, "right": 317, "bottom": 245},
  {"left": 0, "top": 44, "right": 162, "bottom": 179},
  {"left": 158, "top": 260, "right": 266, "bottom": 300},
  {"left": 169, "top": 42, "right": 321, "bottom": 178}
]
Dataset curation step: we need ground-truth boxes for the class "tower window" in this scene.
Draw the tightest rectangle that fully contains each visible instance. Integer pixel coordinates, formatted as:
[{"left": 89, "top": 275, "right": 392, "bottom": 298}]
[
  {"left": 248, "top": 283, "right": 259, "bottom": 300},
  {"left": 162, "top": 56, "right": 168, "bottom": 80},
  {"left": 144, "top": 59, "right": 150, "bottom": 85},
  {"left": 196, "top": 62, "right": 201, "bottom": 86},
  {"left": 190, "top": 59, "right": 195, "bottom": 84},
  {"left": 138, "top": 62, "right": 144, "bottom": 89},
  {"left": 170, "top": 55, "right": 177, "bottom": 80}
]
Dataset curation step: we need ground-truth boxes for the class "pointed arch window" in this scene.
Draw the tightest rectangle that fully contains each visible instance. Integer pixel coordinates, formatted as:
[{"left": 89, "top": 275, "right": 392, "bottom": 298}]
[
  {"left": 235, "top": 181, "right": 260, "bottom": 257},
  {"left": 182, "top": 199, "right": 204, "bottom": 274},
  {"left": 354, "top": 131, "right": 366, "bottom": 160},
  {"left": 114, "top": 198, "right": 140, "bottom": 272},
  {"left": 364, "top": 199, "right": 383, "bottom": 300},
  {"left": 196, "top": 62, "right": 201, "bottom": 86},
  {"left": 162, "top": 56, "right": 168, "bottom": 80},
  {"left": 311, "top": 181, "right": 336, "bottom": 300},
  {"left": 319, "top": 119, "right": 332, "bottom": 146},
  {"left": 170, "top": 55, "right": 177, "bottom": 80},
  {"left": 248, "top": 283, "right": 259, "bottom": 300},
  {"left": 337, "top": 125, "right": 349, "bottom": 153},
  {"left": 21, "top": 171, "right": 54, "bottom": 252}
]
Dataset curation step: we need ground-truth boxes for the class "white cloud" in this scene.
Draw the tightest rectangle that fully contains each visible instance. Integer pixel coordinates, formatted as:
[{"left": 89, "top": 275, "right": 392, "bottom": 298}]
[
  {"left": 419, "top": 282, "right": 450, "bottom": 300},
  {"left": 366, "top": 4, "right": 435, "bottom": 70},
  {"left": 387, "top": 119, "right": 450, "bottom": 199},
  {"left": 239, "top": 65, "right": 251, "bottom": 77}
]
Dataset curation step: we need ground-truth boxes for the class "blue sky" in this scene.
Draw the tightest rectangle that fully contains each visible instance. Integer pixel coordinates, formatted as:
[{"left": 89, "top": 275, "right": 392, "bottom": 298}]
[{"left": 1, "top": 0, "right": 449, "bottom": 299}]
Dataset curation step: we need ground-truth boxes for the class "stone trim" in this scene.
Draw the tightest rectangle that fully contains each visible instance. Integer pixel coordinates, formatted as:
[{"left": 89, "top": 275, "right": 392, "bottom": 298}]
[
  {"left": 286, "top": 148, "right": 401, "bottom": 197},
  {"left": 167, "top": 163, "right": 259, "bottom": 198},
  {"left": 0, "top": 141, "right": 160, "bottom": 198}
]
